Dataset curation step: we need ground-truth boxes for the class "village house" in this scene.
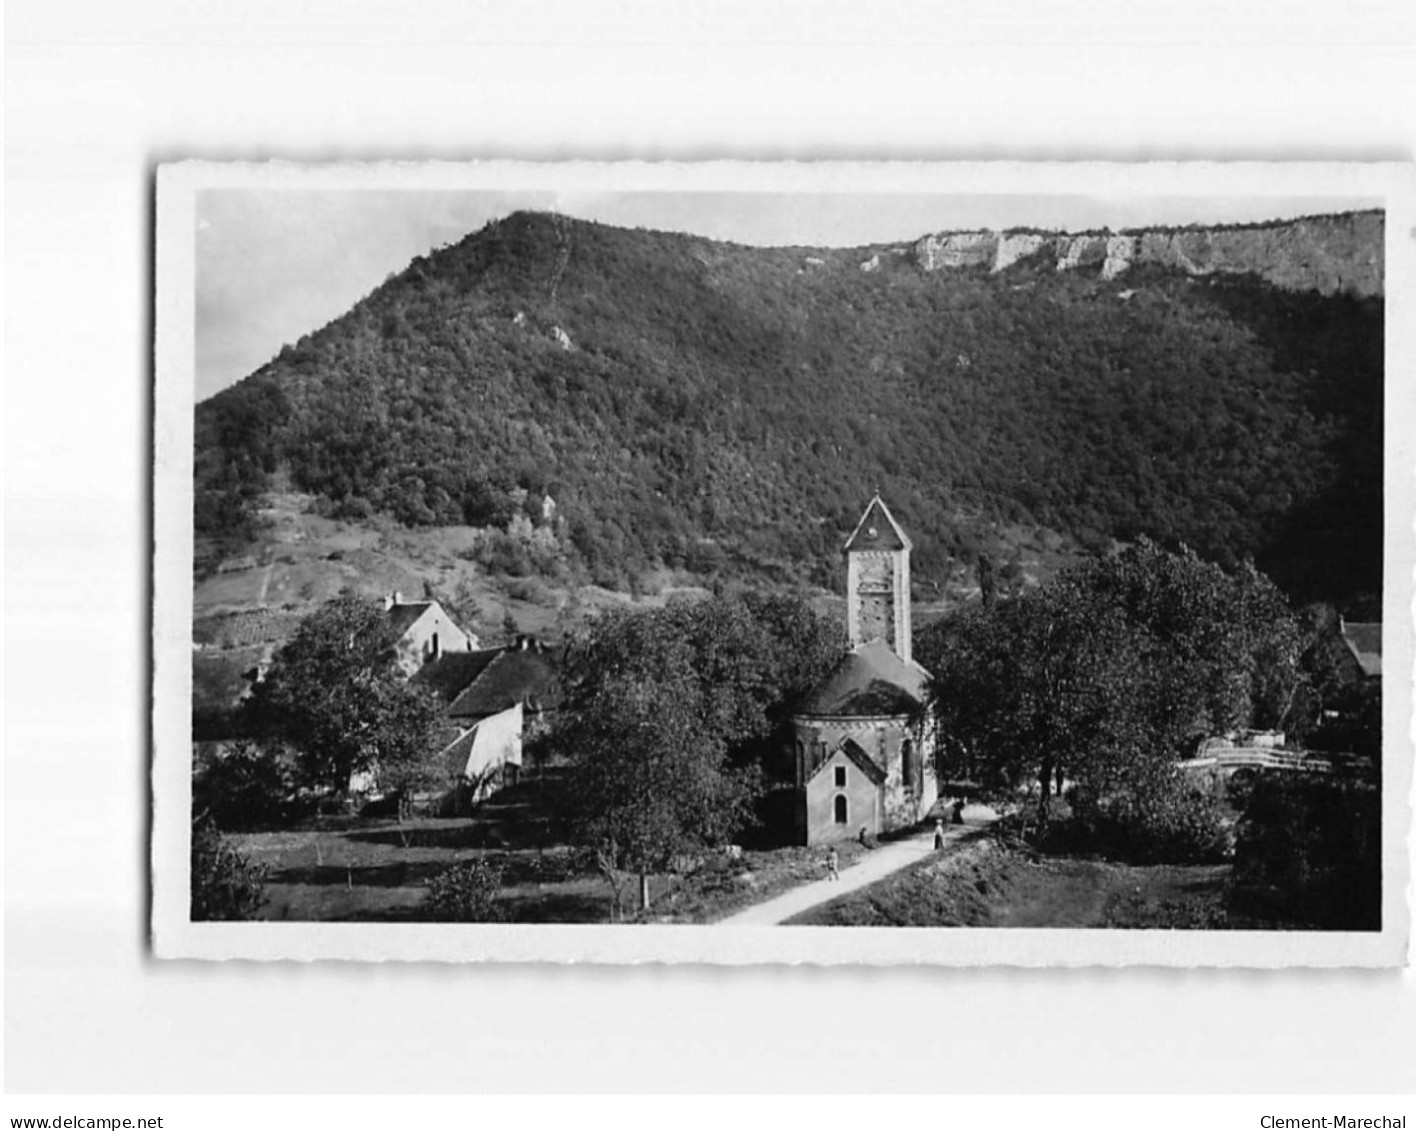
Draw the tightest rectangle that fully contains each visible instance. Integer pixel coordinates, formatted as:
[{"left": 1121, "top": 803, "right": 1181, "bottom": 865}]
[
  {"left": 789, "top": 495, "right": 938, "bottom": 844},
  {"left": 414, "top": 635, "right": 560, "bottom": 796},
  {"left": 384, "top": 592, "right": 480, "bottom": 675}
]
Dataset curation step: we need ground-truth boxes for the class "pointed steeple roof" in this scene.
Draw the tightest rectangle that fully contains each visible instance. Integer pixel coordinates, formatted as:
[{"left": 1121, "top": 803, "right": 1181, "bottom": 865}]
[{"left": 843, "top": 493, "right": 912, "bottom": 553}]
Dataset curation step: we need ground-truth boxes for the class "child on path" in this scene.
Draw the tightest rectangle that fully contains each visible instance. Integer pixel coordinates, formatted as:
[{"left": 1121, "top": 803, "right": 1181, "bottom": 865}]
[
  {"left": 933, "top": 819, "right": 946, "bottom": 850},
  {"left": 825, "top": 846, "right": 839, "bottom": 881}
]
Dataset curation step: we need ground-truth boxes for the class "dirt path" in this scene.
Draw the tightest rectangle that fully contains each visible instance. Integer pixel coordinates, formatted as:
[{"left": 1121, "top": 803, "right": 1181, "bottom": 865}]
[{"left": 715, "top": 814, "right": 997, "bottom": 926}]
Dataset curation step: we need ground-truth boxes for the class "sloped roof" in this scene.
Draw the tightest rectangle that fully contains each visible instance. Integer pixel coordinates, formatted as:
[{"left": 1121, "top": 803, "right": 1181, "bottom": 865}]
[
  {"left": 447, "top": 640, "right": 560, "bottom": 720},
  {"left": 795, "top": 639, "right": 930, "bottom": 718},
  {"left": 1340, "top": 621, "right": 1382, "bottom": 678},
  {"left": 436, "top": 726, "right": 481, "bottom": 777},
  {"left": 843, "top": 494, "right": 912, "bottom": 554},
  {"left": 807, "top": 737, "right": 887, "bottom": 786},
  {"left": 412, "top": 650, "right": 501, "bottom": 704},
  {"left": 387, "top": 601, "right": 434, "bottom": 637}
]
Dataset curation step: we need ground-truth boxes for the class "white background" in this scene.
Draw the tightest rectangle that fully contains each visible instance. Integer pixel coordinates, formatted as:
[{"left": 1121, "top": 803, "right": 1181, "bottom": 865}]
[{"left": 6, "top": 0, "right": 1416, "bottom": 1094}]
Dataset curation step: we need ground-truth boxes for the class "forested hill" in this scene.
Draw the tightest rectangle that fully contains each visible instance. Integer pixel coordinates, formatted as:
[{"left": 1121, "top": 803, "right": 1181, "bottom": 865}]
[{"left": 196, "top": 209, "right": 1384, "bottom": 610}]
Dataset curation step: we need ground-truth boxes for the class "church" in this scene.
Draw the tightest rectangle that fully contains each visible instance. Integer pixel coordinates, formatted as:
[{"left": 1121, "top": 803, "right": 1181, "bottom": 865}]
[{"left": 789, "top": 495, "right": 938, "bottom": 844}]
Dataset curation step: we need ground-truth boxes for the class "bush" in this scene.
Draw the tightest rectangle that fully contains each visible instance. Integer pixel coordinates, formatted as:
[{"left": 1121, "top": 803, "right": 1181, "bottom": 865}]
[
  {"left": 479, "top": 532, "right": 532, "bottom": 577},
  {"left": 190, "top": 816, "right": 268, "bottom": 921},
  {"left": 505, "top": 576, "right": 552, "bottom": 605},
  {"left": 192, "top": 741, "right": 300, "bottom": 831},
  {"left": 1232, "top": 774, "right": 1380, "bottom": 929},
  {"left": 424, "top": 859, "right": 505, "bottom": 922},
  {"left": 1053, "top": 775, "right": 1232, "bottom": 865}
]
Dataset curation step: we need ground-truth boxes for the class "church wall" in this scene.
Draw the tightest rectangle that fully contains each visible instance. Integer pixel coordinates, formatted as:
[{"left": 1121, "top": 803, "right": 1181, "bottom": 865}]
[
  {"left": 803, "top": 747, "right": 882, "bottom": 845},
  {"left": 790, "top": 713, "right": 937, "bottom": 843}
]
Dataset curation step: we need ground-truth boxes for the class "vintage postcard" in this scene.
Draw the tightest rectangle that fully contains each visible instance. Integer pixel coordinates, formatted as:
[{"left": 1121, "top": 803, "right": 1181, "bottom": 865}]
[{"left": 152, "top": 160, "right": 1413, "bottom": 964}]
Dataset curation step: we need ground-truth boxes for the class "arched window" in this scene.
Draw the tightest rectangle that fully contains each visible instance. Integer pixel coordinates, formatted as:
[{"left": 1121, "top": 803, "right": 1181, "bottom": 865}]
[
  {"left": 834, "top": 794, "right": 848, "bottom": 824},
  {"left": 902, "top": 738, "right": 916, "bottom": 795},
  {"left": 431, "top": 631, "right": 440, "bottom": 659}
]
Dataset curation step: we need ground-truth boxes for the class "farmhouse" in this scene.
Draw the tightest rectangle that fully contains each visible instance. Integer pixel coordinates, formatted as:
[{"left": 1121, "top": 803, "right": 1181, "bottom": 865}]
[
  {"left": 384, "top": 593, "right": 480, "bottom": 675},
  {"left": 415, "top": 635, "right": 560, "bottom": 790},
  {"left": 789, "top": 495, "right": 938, "bottom": 844}
]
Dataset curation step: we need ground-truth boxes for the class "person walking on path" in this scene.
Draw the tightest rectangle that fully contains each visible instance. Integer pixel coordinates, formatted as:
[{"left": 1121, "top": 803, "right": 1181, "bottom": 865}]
[
  {"left": 825, "top": 846, "right": 840, "bottom": 881},
  {"left": 933, "top": 819, "right": 946, "bottom": 850},
  {"left": 719, "top": 810, "right": 1000, "bottom": 926}
]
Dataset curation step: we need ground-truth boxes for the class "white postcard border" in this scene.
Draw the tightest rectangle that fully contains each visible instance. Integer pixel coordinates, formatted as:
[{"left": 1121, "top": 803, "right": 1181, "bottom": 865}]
[{"left": 153, "top": 159, "right": 1415, "bottom": 966}]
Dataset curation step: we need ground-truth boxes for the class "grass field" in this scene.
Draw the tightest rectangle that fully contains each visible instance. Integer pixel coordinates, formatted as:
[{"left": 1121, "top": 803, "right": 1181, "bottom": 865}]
[
  {"left": 787, "top": 837, "right": 1237, "bottom": 929},
  {"left": 227, "top": 774, "right": 869, "bottom": 924}
]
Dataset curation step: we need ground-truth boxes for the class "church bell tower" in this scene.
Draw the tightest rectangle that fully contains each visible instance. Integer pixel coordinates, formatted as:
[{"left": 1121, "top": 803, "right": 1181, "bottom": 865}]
[{"left": 843, "top": 494, "right": 913, "bottom": 665}]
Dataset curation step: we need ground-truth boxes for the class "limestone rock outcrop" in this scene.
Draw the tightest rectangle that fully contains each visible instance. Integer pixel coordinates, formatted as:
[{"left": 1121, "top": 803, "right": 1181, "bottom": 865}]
[
  {"left": 912, "top": 231, "right": 996, "bottom": 270},
  {"left": 905, "top": 211, "right": 1382, "bottom": 296}
]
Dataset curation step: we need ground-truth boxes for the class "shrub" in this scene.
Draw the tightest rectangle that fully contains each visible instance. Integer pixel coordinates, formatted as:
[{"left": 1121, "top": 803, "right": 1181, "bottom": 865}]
[
  {"left": 479, "top": 532, "right": 532, "bottom": 577},
  {"left": 1055, "top": 774, "right": 1232, "bottom": 865},
  {"left": 505, "top": 576, "right": 552, "bottom": 605},
  {"left": 424, "top": 859, "right": 505, "bottom": 922},
  {"left": 192, "top": 741, "right": 300, "bottom": 831},
  {"left": 190, "top": 816, "right": 268, "bottom": 921},
  {"left": 1232, "top": 774, "right": 1380, "bottom": 929}
]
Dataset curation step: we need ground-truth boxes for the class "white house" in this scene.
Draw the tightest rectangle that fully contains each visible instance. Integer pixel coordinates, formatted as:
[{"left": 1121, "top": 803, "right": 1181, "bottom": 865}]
[{"left": 384, "top": 593, "right": 479, "bottom": 675}]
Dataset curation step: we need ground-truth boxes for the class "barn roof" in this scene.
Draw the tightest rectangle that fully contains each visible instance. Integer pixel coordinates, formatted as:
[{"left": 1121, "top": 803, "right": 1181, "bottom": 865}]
[
  {"left": 386, "top": 601, "right": 433, "bottom": 637},
  {"left": 843, "top": 494, "right": 912, "bottom": 554},
  {"left": 446, "top": 638, "right": 559, "bottom": 720},
  {"left": 1340, "top": 621, "right": 1382, "bottom": 678},
  {"left": 412, "top": 650, "right": 501, "bottom": 704},
  {"left": 795, "top": 639, "right": 930, "bottom": 718},
  {"left": 436, "top": 727, "right": 481, "bottom": 777}
]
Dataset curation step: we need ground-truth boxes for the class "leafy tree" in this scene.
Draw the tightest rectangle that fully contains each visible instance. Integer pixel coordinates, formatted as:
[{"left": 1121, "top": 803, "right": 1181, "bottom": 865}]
[
  {"left": 1080, "top": 540, "right": 1305, "bottom": 751},
  {"left": 923, "top": 541, "right": 1305, "bottom": 830},
  {"left": 246, "top": 596, "right": 441, "bottom": 797},
  {"left": 977, "top": 553, "right": 997, "bottom": 608},
  {"left": 924, "top": 579, "right": 1149, "bottom": 821},
  {"left": 549, "top": 594, "right": 839, "bottom": 912},
  {"left": 192, "top": 740, "right": 301, "bottom": 831},
  {"left": 190, "top": 815, "right": 268, "bottom": 921},
  {"left": 1232, "top": 776, "right": 1380, "bottom": 929}
]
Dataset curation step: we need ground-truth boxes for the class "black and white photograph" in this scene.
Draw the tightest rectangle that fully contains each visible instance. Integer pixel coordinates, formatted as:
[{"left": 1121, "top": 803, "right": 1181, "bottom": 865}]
[
  {"left": 10, "top": 0, "right": 1416, "bottom": 1110},
  {"left": 151, "top": 160, "right": 1412, "bottom": 965}
]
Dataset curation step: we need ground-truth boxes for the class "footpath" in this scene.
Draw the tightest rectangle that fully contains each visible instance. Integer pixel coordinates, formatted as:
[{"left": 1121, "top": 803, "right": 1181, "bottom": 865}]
[{"left": 716, "top": 806, "right": 998, "bottom": 926}]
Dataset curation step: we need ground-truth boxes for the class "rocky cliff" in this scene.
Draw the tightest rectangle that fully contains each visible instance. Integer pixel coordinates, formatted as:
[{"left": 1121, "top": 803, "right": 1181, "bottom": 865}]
[{"left": 911, "top": 211, "right": 1383, "bottom": 296}]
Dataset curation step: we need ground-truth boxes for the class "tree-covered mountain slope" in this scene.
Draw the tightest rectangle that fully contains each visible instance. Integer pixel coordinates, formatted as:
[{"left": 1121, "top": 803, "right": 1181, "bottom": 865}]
[{"left": 196, "top": 209, "right": 1383, "bottom": 610}]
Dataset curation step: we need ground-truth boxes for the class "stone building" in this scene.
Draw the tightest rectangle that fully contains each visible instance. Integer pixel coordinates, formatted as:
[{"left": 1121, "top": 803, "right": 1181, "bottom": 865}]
[
  {"left": 789, "top": 495, "right": 938, "bottom": 844},
  {"left": 384, "top": 593, "right": 479, "bottom": 676}
]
